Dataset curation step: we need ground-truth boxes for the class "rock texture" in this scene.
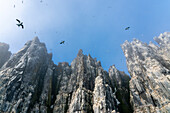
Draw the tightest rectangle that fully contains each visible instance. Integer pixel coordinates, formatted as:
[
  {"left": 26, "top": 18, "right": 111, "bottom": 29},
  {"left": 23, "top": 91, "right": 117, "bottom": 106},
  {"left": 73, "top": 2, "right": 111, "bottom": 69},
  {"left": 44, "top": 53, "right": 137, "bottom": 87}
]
[
  {"left": 122, "top": 32, "right": 170, "bottom": 113},
  {"left": 0, "top": 42, "right": 11, "bottom": 68},
  {"left": 0, "top": 37, "right": 131, "bottom": 113}
]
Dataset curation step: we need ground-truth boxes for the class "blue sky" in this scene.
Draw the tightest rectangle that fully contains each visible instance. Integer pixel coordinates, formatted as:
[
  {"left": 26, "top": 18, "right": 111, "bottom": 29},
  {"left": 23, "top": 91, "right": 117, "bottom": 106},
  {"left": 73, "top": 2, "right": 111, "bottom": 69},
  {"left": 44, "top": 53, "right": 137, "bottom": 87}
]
[{"left": 0, "top": 0, "right": 170, "bottom": 75}]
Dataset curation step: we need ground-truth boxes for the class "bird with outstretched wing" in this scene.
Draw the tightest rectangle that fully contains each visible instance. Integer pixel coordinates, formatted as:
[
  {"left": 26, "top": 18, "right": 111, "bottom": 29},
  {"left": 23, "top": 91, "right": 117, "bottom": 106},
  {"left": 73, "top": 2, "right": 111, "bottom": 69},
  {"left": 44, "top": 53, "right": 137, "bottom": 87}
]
[
  {"left": 125, "top": 27, "right": 130, "bottom": 30},
  {"left": 16, "top": 19, "right": 24, "bottom": 29},
  {"left": 60, "top": 41, "right": 65, "bottom": 44}
]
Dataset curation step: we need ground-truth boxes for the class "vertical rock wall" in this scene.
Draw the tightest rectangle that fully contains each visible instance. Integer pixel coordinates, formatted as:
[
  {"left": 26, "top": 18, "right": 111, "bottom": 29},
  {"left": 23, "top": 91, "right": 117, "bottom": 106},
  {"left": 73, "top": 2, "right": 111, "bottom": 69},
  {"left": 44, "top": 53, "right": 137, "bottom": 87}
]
[
  {"left": 122, "top": 32, "right": 170, "bottom": 113},
  {"left": 0, "top": 38, "right": 131, "bottom": 113}
]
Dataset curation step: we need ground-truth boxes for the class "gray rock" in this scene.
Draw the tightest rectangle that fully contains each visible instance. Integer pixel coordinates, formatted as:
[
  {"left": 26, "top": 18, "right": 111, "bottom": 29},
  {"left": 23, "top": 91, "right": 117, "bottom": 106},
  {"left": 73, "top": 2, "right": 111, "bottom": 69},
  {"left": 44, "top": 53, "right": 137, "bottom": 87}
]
[
  {"left": 121, "top": 32, "right": 170, "bottom": 113},
  {"left": 0, "top": 37, "right": 131, "bottom": 113},
  {"left": 0, "top": 42, "right": 11, "bottom": 68}
]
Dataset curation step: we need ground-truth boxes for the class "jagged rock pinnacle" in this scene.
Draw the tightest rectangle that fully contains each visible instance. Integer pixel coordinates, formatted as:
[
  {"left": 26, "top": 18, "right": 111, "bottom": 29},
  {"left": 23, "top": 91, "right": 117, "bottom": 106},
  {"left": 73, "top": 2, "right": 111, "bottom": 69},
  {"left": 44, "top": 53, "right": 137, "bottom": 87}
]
[
  {"left": 77, "top": 49, "right": 83, "bottom": 57},
  {"left": 122, "top": 32, "right": 170, "bottom": 113},
  {"left": 32, "top": 36, "right": 40, "bottom": 44},
  {"left": 0, "top": 38, "right": 131, "bottom": 113}
]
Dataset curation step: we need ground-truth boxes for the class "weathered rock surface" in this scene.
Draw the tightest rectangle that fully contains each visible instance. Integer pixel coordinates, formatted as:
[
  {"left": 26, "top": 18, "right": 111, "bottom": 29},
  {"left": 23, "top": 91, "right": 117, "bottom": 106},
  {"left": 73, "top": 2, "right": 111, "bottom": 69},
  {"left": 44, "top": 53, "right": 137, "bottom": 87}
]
[
  {"left": 109, "top": 66, "right": 133, "bottom": 113},
  {"left": 0, "top": 37, "right": 131, "bottom": 113},
  {"left": 0, "top": 37, "right": 53, "bottom": 113},
  {"left": 122, "top": 32, "right": 170, "bottom": 113},
  {"left": 0, "top": 42, "right": 11, "bottom": 68}
]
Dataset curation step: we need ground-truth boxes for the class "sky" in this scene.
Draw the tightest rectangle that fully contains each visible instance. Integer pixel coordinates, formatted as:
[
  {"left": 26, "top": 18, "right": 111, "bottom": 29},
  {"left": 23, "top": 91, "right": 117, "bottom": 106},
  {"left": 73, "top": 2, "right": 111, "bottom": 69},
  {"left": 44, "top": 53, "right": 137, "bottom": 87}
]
[{"left": 0, "top": 0, "right": 170, "bottom": 75}]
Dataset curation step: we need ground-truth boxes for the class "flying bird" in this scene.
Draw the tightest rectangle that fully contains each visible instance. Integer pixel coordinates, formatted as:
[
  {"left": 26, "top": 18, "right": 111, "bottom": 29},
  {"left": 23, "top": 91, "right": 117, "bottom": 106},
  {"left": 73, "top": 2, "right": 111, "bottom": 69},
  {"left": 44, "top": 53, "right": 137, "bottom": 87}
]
[
  {"left": 16, "top": 19, "right": 24, "bottom": 29},
  {"left": 125, "top": 27, "right": 130, "bottom": 30},
  {"left": 60, "top": 41, "right": 65, "bottom": 44}
]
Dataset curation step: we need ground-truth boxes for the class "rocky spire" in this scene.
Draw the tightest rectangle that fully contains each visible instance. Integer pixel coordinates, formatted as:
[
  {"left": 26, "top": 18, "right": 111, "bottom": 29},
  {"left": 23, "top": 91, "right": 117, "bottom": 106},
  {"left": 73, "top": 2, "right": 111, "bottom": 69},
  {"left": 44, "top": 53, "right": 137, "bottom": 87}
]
[
  {"left": 77, "top": 49, "right": 83, "bottom": 57},
  {"left": 121, "top": 32, "right": 170, "bottom": 113},
  {"left": 0, "top": 37, "right": 131, "bottom": 113}
]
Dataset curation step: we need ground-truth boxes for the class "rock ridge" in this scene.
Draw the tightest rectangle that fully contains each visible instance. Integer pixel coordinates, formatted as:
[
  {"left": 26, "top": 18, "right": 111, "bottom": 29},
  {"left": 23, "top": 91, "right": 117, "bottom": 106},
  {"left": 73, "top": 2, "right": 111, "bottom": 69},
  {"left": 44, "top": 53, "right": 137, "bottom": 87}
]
[{"left": 0, "top": 37, "right": 132, "bottom": 113}]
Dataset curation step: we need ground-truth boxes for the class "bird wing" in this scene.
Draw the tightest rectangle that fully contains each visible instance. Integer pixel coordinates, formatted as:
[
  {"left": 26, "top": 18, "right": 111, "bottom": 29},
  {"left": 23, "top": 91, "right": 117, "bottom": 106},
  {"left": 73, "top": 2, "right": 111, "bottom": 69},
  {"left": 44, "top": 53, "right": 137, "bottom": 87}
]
[
  {"left": 16, "top": 19, "right": 20, "bottom": 23},
  {"left": 60, "top": 41, "right": 65, "bottom": 44},
  {"left": 21, "top": 24, "right": 24, "bottom": 29},
  {"left": 125, "top": 27, "right": 130, "bottom": 30}
]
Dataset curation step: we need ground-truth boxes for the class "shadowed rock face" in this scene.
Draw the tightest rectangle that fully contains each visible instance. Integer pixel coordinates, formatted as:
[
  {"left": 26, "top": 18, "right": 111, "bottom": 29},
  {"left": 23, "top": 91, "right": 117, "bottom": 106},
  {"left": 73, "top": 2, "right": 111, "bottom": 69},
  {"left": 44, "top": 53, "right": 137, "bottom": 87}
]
[
  {"left": 0, "top": 42, "right": 11, "bottom": 68},
  {"left": 121, "top": 32, "right": 170, "bottom": 113},
  {"left": 0, "top": 37, "right": 131, "bottom": 113},
  {"left": 109, "top": 66, "right": 133, "bottom": 113},
  {"left": 0, "top": 37, "right": 53, "bottom": 113}
]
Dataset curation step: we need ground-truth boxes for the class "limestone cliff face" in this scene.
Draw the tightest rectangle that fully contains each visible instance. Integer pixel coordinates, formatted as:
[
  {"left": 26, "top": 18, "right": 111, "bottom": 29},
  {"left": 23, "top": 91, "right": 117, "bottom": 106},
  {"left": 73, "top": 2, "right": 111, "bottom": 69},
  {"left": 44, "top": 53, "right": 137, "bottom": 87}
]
[
  {"left": 0, "top": 37, "right": 131, "bottom": 113},
  {"left": 0, "top": 42, "right": 11, "bottom": 68},
  {"left": 121, "top": 32, "right": 170, "bottom": 113},
  {"left": 0, "top": 37, "right": 53, "bottom": 113},
  {"left": 109, "top": 66, "right": 132, "bottom": 113}
]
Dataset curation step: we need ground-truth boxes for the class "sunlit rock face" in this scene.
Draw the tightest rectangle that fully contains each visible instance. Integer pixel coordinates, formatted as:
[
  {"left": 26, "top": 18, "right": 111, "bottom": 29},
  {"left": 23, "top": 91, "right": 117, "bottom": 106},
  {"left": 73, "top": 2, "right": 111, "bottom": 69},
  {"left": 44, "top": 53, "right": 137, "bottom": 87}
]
[
  {"left": 121, "top": 32, "right": 170, "bottom": 113},
  {"left": 0, "top": 42, "right": 11, "bottom": 68},
  {"left": 0, "top": 37, "right": 131, "bottom": 113}
]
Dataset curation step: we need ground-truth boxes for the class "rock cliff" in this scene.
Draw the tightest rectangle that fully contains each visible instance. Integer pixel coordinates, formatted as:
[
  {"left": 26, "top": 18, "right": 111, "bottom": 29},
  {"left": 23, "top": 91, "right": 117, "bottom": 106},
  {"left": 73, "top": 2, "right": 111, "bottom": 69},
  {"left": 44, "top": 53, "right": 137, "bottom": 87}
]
[
  {"left": 0, "top": 42, "right": 11, "bottom": 68},
  {"left": 1, "top": 32, "right": 169, "bottom": 113},
  {"left": 0, "top": 37, "right": 131, "bottom": 113},
  {"left": 121, "top": 32, "right": 170, "bottom": 113}
]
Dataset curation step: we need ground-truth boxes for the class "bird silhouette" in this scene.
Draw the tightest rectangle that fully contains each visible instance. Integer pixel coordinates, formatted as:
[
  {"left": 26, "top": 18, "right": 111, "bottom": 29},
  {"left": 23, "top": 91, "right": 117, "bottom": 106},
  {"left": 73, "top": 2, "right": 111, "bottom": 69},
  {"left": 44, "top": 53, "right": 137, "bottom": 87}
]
[
  {"left": 60, "top": 41, "right": 65, "bottom": 44},
  {"left": 16, "top": 19, "right": 24, "bottom": 29},
  {"left": 125, "top": 27, "right": 130, "bottom": 30}
]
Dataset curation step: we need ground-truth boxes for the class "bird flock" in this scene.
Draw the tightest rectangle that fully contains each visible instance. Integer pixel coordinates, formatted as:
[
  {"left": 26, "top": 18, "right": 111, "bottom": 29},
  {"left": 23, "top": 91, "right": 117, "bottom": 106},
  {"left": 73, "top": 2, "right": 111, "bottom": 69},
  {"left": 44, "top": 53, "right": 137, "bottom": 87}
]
[{"left": 14, "top": 1, "right": 130, "bottom": 45}]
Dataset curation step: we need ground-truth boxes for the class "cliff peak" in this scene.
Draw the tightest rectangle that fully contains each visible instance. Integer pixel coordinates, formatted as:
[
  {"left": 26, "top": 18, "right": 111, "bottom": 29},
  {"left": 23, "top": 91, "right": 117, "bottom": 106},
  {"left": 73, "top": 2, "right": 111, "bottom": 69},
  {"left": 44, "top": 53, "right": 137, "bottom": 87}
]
[
  {"left": 122, "top": 32, "right": 170, "bottom": 113},
  {"left": 32, "top": 36, "right": 40, "bottom": 44},
  {"left": 77, "top": 49, "right": 83, "bottom": 57},
  {"left": 0, "top": 38, "right": 132, "bottom": 113}
]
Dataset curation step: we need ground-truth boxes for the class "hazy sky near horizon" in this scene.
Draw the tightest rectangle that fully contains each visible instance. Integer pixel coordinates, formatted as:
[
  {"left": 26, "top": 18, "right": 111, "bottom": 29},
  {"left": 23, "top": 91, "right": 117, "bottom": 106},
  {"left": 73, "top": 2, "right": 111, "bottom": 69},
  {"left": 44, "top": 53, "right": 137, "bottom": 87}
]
[{"left": 0, "top": 0, "right": 170, "bottom": 75}]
